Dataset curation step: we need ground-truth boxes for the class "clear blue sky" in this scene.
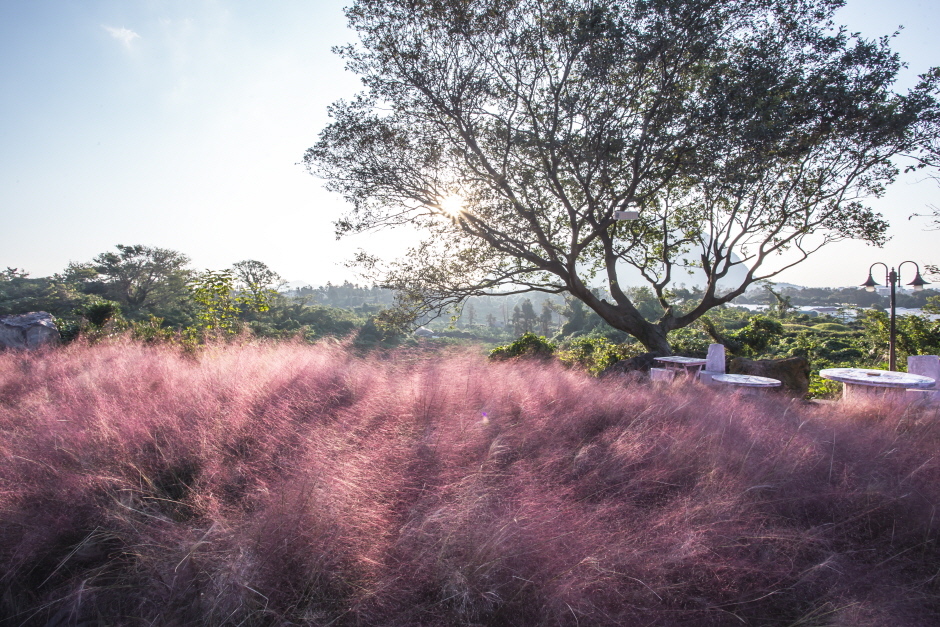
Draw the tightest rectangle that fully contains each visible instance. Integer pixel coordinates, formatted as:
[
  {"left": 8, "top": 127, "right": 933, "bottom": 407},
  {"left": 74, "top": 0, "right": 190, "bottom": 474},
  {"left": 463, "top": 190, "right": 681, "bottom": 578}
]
[{"left": 0, "top": 0, "right": 937, "bottom": 288}]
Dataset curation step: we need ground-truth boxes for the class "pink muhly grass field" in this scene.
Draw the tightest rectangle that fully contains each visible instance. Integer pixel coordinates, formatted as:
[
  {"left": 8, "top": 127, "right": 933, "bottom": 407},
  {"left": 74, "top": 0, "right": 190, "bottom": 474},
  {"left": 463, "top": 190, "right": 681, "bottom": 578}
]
[{"left": 2, "top": 339, "right": 940, "bottom": 626}]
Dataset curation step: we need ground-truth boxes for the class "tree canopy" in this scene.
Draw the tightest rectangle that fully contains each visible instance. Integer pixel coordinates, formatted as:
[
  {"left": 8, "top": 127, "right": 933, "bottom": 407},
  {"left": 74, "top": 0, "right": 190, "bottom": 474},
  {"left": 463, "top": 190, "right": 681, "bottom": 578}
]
[
  {"left": 65, "top": 244, "right": 192, "bottom": 315},
  {"left": 231, "top": 259, "right": 285, "bottom": 310},
  {"left": 306, "top": 0, "right": 940, "bottom": 353}
]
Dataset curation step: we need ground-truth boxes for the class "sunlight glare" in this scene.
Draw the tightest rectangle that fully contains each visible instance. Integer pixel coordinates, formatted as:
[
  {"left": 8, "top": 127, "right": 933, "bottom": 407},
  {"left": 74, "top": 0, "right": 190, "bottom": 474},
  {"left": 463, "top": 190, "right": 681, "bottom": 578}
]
[{"left": 437, "top": 194, "right": 466, "bottom": 218}]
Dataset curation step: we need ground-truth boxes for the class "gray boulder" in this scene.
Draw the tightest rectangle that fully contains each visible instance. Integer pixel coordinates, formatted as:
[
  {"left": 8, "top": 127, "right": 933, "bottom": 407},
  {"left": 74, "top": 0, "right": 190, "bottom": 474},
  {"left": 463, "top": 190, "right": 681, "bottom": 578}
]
[{"left": 0, "top": 312, "right": 60, "bottom": 350}]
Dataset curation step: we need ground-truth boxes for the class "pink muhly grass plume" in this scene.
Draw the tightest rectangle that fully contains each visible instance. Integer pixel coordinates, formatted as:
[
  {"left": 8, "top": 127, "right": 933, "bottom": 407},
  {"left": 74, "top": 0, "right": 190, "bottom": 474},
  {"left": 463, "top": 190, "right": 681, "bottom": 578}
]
[{"left": 0, "top": 339, "right": 939, "bottom": 625}]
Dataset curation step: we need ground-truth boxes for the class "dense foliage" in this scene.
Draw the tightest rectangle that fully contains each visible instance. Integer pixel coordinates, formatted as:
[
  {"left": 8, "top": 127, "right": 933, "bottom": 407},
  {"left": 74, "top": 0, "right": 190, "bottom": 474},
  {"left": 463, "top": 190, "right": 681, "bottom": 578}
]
[{"left": 0, "top": 247, "right": 400, "bottom": 347}]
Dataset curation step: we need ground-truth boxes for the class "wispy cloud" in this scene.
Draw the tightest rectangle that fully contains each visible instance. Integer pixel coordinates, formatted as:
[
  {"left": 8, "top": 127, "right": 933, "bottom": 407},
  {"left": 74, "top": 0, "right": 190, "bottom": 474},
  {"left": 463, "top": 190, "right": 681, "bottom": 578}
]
[{"left": 102, "top": 25, "right": 140, "bottom": 48}]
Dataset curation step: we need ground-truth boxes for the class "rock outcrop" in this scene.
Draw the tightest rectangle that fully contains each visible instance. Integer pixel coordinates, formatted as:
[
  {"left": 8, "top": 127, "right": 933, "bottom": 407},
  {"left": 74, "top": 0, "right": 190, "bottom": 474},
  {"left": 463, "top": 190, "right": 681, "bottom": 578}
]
[
  {"left": 729, "top": 355, "right": 810, "bottom": 396},
  {"left": 0, "top": 312, "right": 60, "bottom": 350}
]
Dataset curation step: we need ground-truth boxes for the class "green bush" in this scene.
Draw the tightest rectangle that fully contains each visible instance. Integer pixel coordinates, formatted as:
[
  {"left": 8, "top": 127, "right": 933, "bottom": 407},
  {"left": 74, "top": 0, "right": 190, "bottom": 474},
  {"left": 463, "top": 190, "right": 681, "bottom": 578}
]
[
  {"left": 807, "top": 373, "right": 842, "bottom": 399},
  {"left": 81, "top": 300, "right": 123, "bottom": 328},
  {"left": 129, "top": 315, "right": 179, "bottom": 344},
  {"left": 489, "top": 332, "right": 556, "bottom": 361},
  {"left": 732, "top": 316, "right": 784, "bottom": 353},
  {"left": 54, "top": 317, "right": 81, "bottom": 343},
  {"left": 668, "top": 325, "right": 712, "bottom": 357},
  {"left": 556, "top": 336, "right": 643, "bottom": 375}
]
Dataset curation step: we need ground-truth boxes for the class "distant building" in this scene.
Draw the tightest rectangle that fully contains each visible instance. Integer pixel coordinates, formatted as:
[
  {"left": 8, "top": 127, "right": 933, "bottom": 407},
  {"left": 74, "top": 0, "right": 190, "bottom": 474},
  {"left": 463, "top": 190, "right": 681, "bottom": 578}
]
[{"left": 868, "top": 286, "right": 917, "bottom": 296}]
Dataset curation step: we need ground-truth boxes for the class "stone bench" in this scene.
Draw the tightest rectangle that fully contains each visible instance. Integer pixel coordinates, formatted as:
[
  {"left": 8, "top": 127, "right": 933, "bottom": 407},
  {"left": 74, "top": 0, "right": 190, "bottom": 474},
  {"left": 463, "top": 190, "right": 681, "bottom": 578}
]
[
  {"left": 907, "top": 355, "right": 940, "bottom": 405},
  {"left": 650, "top": 367, "right": 676, "bottom": 384},
  {"left": 698, "top": 343, "right": 726, "bottom": 385}
]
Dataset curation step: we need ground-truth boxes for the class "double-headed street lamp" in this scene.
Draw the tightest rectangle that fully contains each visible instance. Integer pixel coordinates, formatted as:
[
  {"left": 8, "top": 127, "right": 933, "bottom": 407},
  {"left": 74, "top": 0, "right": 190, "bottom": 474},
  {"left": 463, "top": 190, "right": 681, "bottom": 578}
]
[{"left": 861, "top": 261, "right": 930, "bottom": 371}]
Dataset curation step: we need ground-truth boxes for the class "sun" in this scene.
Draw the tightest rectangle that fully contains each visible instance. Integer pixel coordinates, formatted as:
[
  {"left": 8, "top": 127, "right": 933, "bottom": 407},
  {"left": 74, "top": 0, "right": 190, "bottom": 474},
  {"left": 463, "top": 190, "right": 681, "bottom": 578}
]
[{"left": 437, "top": 194, "right": 466, "bottom": 218}]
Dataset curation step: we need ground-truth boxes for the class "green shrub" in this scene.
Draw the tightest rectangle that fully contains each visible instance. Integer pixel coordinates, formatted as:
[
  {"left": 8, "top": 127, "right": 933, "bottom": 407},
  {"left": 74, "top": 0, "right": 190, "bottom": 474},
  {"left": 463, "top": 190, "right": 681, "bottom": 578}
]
[
  {"left": 668, "top": 325, "right": 712, "bottom": 357},
  {"left": 54, "top": 317, "right": 81, "bottom": 343},
  {"left": 489, "top": 332, "right": 556, "bottom": 360},
  {"left": 556, "top": 336, "right": 643, "bottom": 375},
  {"left": 81, "top": 300, "right": 123, "bottom": 328},
  {"left": 129, "top": 315, "right": 178, "bottom": 344},
  {"left": 732, "top": 316, "right": 784, "bottom": 353},
  {"left": 807, "top": 373, "right": 842, "bottom": 399}
]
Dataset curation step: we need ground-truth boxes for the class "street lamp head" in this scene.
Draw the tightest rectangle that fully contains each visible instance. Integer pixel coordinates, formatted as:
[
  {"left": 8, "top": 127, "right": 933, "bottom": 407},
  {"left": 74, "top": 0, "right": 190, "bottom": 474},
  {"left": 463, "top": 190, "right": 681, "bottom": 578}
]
[
  {"left": 861, "top": 273, "right": 879, "bottom": 292},
  {"left": 908, "top": 269, "right": 929, "bottom": 292}
]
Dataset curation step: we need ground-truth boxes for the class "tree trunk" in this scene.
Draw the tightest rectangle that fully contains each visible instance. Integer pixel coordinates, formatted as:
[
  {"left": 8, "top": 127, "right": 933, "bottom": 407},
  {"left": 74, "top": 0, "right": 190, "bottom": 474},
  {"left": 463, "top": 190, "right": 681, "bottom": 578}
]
[
  {"left": 628, "top": 321, "right": 673, "bottom": 356},
  {"left": 576, "top": 287, "right": 675, "bottom": 356},
  {"left": 581, "top": 291, "right": 674, "bottom": 355}
]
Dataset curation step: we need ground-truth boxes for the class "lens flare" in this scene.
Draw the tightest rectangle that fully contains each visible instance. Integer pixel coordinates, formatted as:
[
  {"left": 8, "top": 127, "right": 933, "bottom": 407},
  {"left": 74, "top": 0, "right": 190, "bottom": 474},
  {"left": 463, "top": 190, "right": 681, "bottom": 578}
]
[{"left": 437, "top": 194, "right": 465, "bottom": 218}]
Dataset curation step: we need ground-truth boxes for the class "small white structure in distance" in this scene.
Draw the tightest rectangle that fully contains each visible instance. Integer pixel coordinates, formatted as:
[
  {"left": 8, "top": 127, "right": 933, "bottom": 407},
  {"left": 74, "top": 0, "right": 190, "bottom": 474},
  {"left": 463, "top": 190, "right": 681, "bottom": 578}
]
[{"left": 614, "top": 210, "right": 639, "bottom": 220}]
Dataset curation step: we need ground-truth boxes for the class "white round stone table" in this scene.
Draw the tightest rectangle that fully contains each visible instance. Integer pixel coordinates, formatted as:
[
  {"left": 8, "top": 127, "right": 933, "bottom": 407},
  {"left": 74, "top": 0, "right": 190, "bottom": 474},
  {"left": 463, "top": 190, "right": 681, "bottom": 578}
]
[
  {"left": 710, "top": 373, "right": 782, "bottom": 394},
  {"left": 818, "top": 368, "right": 936, "bottom": 403},
  {"left": 653, "top": 356, "right": 708, "bottom": 384}
]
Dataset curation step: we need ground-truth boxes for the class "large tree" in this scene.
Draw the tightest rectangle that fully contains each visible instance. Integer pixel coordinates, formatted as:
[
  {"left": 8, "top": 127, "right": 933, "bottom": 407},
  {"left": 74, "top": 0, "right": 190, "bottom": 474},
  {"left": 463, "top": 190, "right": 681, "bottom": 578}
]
[
  {"left": 66, "top": 245, "right": 192, "bottom": 315},
  {"left": 306, "top": 0, "right": 940, "bottom": 354},
  {"left": 231, "top": 259, "right": 284, "bottom": 308}
]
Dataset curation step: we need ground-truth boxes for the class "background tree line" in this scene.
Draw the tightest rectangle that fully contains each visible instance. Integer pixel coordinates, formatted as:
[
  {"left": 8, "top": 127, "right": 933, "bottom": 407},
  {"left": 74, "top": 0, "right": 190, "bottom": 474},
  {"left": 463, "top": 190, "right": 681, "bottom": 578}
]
[
  {"left": 0, "top": 245, "right": 394, "bottom": 345},
  {"left": 735, "top": 284, "right": 940, "bottom": 310}
]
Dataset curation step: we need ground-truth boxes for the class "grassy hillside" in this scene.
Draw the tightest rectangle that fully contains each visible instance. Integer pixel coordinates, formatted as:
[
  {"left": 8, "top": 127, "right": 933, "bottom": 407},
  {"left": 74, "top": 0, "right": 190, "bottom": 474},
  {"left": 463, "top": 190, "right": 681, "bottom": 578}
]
[{"left": 1, "top": 340, "right": 939, "bottom": 625}]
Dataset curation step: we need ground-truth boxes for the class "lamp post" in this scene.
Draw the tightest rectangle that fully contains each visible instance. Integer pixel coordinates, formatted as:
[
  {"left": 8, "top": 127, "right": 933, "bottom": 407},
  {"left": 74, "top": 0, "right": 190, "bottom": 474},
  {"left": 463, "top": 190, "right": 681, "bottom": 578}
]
[{"left": 861, "top": 261, "right": 930, "bottom": 371}]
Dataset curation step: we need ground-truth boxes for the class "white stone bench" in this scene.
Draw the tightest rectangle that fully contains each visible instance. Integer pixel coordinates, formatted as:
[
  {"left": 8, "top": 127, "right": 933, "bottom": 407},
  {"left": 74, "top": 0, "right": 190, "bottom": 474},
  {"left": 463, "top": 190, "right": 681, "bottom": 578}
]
[
  {"left": 907, "top": 355, "right": 940, "bottom": 405},
  {"left": 698, "top": 343, "right": 726, "bottom": 386},
  {"left": 650, "top": 367, "right": 676, "bottom": 384}
]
